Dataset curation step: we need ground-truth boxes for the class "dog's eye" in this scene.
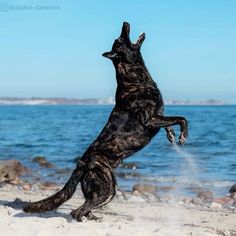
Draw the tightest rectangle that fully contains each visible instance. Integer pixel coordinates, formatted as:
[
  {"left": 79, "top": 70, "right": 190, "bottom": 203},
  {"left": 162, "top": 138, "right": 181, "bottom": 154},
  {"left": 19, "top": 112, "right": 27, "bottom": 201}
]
[
  {"left": 113, "top": 40, "right": 123, "bottom": 50},
  {"left": 115, "top": 39, "right": 123, "bottom": 45}
]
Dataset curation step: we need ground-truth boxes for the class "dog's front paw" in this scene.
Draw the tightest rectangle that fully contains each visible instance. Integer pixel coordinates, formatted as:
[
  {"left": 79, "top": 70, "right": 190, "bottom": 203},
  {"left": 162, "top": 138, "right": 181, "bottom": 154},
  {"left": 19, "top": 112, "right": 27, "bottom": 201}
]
[
  {"left": 167, "top": 129, "right": 176, "bottom": 144},
  {"left": 166, "top": 126, "right": 176, "bottom": 144},
  {"left": 179, "top": 130, "right": 188, "bottom": 145}
]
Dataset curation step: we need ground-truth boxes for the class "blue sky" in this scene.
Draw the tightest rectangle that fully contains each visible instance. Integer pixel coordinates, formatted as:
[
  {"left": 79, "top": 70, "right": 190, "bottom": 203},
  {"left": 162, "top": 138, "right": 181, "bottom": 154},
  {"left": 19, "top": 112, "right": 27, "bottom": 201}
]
[{"left": 1, "top": 0, "right": 236, "bottom": 103}]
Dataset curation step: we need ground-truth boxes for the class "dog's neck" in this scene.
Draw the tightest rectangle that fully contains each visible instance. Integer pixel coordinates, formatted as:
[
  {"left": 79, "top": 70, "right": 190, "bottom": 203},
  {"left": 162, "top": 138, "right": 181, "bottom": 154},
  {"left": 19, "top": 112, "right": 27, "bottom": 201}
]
[
  {"left": 113, "top": 56, "right": 160, "bottom": 107},
  {"left": 113, "top": 57, "right": 153, "bottom": 87}
]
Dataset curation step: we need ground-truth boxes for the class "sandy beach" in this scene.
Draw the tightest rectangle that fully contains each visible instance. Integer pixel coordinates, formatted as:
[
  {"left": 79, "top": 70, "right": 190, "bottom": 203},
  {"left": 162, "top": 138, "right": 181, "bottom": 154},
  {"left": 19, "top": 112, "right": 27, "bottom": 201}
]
[{"left": 0, "top": 186, "right": 235, "bottom": 236}]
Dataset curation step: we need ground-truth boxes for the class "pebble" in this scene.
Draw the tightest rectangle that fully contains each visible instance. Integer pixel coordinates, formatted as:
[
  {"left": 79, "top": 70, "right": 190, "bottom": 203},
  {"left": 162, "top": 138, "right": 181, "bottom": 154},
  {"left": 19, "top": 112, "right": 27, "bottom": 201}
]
[
  {"left": 132, "top": 190, "right": 140, "bottom": 196},
  {"left": 32, "top": 156, "right": 47, "bottom": 163},
  {"left": 32, "top": 156, "right": 54, "bottom": 168},
  {"left": 213, "top": 197, "right": 233, "bottom": 205},
  {"left": 126, "top": 195, "right": 146, "bottom": 203},
  {"left": 197, "top": 191, "right": 213, "bottom": 200},
  {"left": 145, "top": 193, "right": 156, "bottom": 201},
  {"left": 0, "top": 160, "right": 29, "bottom": 184},
  {"left": 22, "top": 184, "right": 32, "bottom": 191},
  {"left": 55, "top": 168, "right": 72, "bottom": 175},
  {"left": 41, "top": 181, "right": 58, "bottom": 190},
  {"left": 39, "top": 162, "right": 54, "bottom": 168},
  {"left": 132, "top": 184, "right": 157, "bottom": 194},
  {"left": 210, "top": 202, "right": 222, "bottom": 210},
  {"left": 183, "top": 197, "right": 193, "bottom": 205},
  {"left": 192, "top": 197, "right": 204, "bottom": 205},
  {"left": 158, "top": 186, "right": 175, "bottom": 192}
]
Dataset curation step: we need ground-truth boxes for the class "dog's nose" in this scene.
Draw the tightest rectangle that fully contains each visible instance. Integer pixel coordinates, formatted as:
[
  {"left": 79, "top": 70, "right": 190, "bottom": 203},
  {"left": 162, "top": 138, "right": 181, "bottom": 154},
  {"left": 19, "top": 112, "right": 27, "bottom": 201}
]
[
  {"left": 123, "top": 22, "right": 130, "bottom": 29},
  {"left": 120, "top": 22, "right": 130, "bottom": 39}
]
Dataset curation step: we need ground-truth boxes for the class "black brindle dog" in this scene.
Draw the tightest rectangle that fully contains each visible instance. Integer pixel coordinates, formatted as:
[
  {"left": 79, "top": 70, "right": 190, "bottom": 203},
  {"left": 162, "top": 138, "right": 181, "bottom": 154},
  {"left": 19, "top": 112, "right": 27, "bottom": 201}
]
[{"left": 23, "top": 22, "right": 188, "bottom": 221}]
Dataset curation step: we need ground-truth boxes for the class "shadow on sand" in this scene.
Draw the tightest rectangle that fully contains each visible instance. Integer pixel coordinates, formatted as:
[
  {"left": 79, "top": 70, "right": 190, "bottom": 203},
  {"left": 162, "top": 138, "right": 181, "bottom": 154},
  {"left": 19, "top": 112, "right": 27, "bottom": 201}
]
[{"left": 0, "top": 198, "right": 74, "bottom": 222}]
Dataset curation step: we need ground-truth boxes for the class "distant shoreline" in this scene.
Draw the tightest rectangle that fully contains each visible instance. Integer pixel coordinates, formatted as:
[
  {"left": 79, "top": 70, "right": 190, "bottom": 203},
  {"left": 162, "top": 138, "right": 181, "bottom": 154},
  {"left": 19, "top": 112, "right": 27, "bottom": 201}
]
[{"left": 0, "top": 97, "right": 231, "bottom": 106}]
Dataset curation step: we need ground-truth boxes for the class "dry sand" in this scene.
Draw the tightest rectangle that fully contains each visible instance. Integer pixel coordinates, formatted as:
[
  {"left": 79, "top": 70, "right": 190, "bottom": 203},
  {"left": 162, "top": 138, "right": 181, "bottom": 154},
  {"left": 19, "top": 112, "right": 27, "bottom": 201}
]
[{"left": 0, "top": 188, "right": 235, "bottom": 236}]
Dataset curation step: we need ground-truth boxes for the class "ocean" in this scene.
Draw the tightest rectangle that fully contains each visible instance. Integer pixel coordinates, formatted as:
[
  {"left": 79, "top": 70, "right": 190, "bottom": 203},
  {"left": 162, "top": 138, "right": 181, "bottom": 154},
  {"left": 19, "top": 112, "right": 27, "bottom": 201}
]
[{"left": 0, "top": 105, "right": 235, "bottom": 197}]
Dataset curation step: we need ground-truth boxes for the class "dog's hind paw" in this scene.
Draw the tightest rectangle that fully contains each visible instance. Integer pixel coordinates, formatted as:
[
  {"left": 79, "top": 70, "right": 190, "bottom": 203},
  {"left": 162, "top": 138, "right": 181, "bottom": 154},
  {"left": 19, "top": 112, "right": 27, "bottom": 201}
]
[
  {"left": 71, "top": 210, "right": 102, "bottom": 222},
  {"left": 85, "top": 211, "right": 102, "bottom": 221}
]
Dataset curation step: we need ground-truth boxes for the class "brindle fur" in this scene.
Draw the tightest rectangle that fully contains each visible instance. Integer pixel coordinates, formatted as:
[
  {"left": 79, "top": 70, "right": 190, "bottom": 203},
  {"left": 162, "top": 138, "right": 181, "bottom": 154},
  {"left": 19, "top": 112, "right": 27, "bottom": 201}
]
[{"left": 23, "top": 22, "right": 188, "bottom": 221}]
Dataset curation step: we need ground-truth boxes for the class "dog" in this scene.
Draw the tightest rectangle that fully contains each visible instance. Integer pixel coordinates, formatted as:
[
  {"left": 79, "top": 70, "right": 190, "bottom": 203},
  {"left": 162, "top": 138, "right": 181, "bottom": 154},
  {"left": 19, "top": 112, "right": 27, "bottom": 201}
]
[{"left": 23, "top": 22, "right": 188, "bottom": 221}]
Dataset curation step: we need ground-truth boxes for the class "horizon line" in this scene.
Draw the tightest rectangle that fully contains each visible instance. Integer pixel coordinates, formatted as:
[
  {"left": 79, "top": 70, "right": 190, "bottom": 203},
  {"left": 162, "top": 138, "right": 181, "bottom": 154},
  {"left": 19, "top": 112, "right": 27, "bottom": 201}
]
[{"left": 0, "top": 97, "right": 233, "bottom": 106}]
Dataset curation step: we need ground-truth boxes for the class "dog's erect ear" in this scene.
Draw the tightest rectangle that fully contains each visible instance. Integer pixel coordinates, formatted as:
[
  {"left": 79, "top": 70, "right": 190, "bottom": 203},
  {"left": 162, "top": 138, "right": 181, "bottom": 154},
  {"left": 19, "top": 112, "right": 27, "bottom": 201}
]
[
  {"left": 133, "top": 33, "right": 145, "bottom": 50},
  {"left": 102, "top": 51, "right": 119, "bottom": 60}
]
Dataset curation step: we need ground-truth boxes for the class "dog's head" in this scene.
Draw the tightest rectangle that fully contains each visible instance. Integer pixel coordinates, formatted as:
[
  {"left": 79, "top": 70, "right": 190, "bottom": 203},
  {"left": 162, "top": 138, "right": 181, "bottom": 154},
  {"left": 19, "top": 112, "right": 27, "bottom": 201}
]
[{"left": 102, "top": 22, "right": 145, "bottom": 65}]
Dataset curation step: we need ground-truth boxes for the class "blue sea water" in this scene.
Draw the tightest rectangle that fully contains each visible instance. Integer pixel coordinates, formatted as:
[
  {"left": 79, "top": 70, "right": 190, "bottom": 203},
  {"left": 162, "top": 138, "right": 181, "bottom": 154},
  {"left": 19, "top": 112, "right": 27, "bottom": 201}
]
[{"left": 0, "top": 105, "right": 235, "bottom": 197}]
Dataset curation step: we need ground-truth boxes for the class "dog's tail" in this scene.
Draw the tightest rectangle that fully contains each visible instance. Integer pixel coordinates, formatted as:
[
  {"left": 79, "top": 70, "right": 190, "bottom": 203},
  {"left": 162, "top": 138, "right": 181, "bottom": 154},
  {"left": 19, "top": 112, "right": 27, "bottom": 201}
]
[{"left": 23, "top": 167, "right": 84, "bottom": 213}]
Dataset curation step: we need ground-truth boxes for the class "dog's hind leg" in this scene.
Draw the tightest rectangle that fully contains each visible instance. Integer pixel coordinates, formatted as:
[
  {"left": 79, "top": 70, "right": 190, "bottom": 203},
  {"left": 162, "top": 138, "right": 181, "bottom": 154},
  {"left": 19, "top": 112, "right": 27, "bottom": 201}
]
[
  {"left": 71, "top": 165, "right": 116, "bottom": 222},
  {"left": 71, "top": 186, "right": 115, "bottom": 222},
  {"left": 151, "top": 116, "right": 188, "bottom": 144}
]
